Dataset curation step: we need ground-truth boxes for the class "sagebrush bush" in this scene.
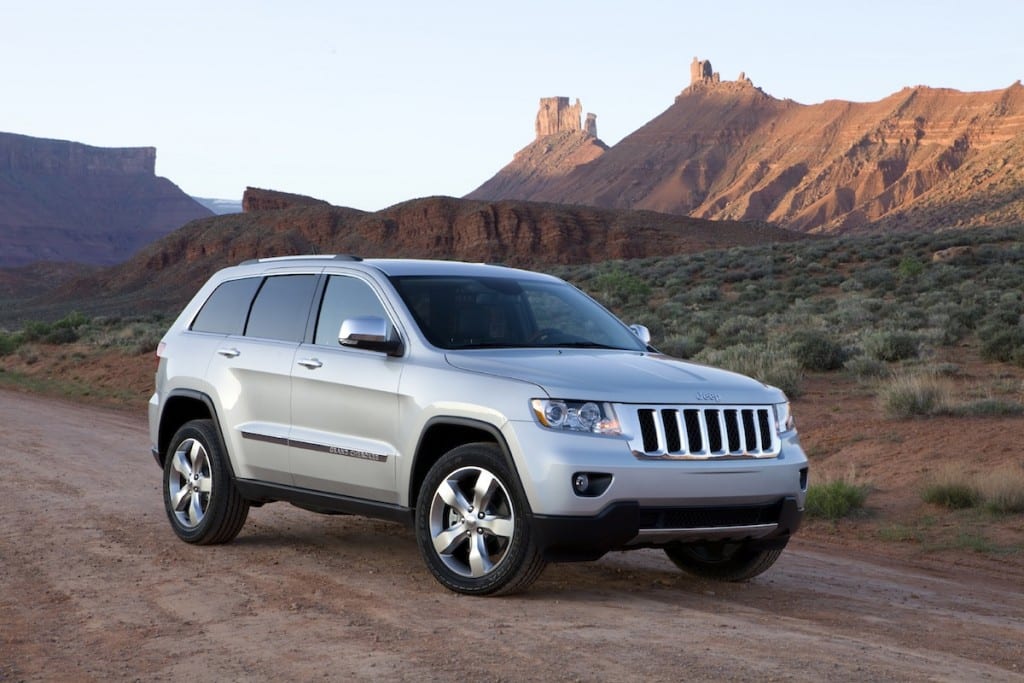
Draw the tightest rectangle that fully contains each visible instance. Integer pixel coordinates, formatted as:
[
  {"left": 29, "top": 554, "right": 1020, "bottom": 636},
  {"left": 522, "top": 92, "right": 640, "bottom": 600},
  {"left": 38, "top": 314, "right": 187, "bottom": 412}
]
[
  {"left": 658, "top": 334, "right": 705, "bottom": 359},
  {"left": 878, "top": 372, "right": 952, "bottom": 418},
  {"left": 0, "top": 332, "right": 21, "bottom": 356},
  {"left": 789, "top": 331, "right": 847, "bottom": 371},
  {"left": 694, "top": 343, "right": 803, "bottom": 397},
  {"left": 805, "top": 480, "right": 869, "bottom": 520},
  {"left": 979, "top": 326, "right": 1024, "bottom": 364},
  {"left": 921, "top": 467, "right": 981, "bottom": 509},
  {"left": 978, "top": 468, "right": 1024, "bottom": 514},
  {"left": 844, "top": 355, "right": 888, "bottom": 380},
  {"left": 862, "top": 331, "right": 920, "bottom": 362}
]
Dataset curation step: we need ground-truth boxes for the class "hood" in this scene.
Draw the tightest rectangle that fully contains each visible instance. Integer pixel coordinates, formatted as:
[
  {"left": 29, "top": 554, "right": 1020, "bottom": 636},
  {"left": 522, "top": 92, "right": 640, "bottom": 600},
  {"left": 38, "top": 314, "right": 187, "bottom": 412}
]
[{"left": 444, "top": 349, "right": 785, "bottom": 405}]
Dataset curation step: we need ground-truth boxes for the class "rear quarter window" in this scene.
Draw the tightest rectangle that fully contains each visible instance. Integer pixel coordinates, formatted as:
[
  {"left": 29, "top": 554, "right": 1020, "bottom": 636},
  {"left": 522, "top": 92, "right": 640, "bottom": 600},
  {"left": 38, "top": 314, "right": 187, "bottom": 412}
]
[{"left": 190, "top": 277, "right": 262, "bottom": 335}]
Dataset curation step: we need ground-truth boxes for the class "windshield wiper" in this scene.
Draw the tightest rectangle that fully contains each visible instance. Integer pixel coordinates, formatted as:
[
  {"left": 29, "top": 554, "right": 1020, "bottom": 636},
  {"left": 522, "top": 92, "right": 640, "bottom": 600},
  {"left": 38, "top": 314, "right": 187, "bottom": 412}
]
[{"left": 545, "top": 341, "right": 624, "bottom": 350}]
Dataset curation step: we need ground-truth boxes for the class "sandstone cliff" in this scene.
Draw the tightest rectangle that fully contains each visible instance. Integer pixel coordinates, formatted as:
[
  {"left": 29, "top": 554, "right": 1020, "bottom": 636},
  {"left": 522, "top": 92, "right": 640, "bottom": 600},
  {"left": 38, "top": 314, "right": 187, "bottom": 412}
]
[
  {"left": 21, "top": 195, "right": 800, "bottom": 319},
  {"left": 242, "top": 186, "right": 331, "bottom": 212},
  {"left": 469, "top": 62, "right": 1024, "bottom": 234},
  {"left": 0, "top": 132, "right": 212, "bottom": 267}
]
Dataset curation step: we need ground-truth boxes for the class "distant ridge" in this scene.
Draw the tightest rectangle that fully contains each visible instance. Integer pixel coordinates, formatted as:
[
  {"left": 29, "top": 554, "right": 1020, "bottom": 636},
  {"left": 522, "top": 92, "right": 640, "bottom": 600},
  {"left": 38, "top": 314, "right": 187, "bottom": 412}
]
[
  {"left": 468, "top": 58, "right": 1024, "bottom": 234},
  {"left": 0, "top": 131, "right": 212, "bottom": 267},
  {"left": 3, "top": 194, "right": 803, "bottom": 322}
]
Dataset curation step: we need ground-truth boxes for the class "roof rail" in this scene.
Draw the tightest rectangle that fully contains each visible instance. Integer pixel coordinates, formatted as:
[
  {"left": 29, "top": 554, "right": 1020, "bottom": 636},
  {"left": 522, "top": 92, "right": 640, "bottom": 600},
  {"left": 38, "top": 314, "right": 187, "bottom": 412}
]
[{"left": 239, "top": 254, "right": 362, "bottom": 266}]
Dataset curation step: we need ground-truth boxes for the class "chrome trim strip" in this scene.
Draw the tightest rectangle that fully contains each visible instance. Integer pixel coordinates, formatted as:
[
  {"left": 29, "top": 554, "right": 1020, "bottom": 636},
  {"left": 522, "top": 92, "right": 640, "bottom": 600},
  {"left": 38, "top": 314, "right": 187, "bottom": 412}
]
[
  {"left": 627, "top": 523, "right": 778, "bottom": 544},
  {"left": 241, "top": 430, "right": 388, "bottom": 463}
]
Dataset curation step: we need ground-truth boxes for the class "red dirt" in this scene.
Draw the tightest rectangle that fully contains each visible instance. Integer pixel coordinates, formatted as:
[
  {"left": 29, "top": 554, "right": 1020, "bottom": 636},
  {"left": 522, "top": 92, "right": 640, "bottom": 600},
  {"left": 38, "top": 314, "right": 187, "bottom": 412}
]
[{"left": 2, "top": 356, "right": 1023, "bottom": 679}]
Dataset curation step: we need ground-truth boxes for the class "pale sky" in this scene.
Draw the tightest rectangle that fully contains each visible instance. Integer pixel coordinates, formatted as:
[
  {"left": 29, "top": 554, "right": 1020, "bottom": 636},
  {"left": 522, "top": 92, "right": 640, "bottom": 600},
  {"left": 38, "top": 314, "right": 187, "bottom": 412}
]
[{"left": 3, "top": 0, "right": 1021, "bottom": 210}]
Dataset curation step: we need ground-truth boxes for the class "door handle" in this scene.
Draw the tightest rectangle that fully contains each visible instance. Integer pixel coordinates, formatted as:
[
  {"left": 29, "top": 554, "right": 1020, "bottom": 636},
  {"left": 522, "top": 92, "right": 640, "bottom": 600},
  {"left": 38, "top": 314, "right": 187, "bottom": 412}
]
[
  {"left": 217, "top": 347, "right": 240, "bottom": 358},
  {"left": 297, "top": 358, "right": 323, "bottom": 370}
]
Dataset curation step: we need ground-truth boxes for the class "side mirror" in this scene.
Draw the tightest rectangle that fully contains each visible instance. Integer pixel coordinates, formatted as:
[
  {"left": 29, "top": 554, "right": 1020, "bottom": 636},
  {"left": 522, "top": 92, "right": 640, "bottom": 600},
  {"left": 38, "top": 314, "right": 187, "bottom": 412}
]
[
  {"left": 628, "top": 324, "right": 651, "bottom": 346},
  {"left": 339, "top": 316, "right": 402, "bottom": 356}
]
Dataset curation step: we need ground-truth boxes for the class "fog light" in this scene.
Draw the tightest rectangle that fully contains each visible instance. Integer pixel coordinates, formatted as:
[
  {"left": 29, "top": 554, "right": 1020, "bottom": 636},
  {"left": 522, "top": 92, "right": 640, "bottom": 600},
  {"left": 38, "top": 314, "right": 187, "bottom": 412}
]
[{"left": 573, "top": 473, "right": 590, "bottom": 494}]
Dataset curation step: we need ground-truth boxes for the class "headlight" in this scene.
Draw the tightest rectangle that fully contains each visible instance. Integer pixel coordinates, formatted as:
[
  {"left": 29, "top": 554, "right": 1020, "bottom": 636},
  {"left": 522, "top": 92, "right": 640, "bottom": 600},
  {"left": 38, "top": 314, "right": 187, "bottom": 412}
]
[
  {"left": 531, "top": 399, "right": 621, "bottom": 435},
  {"left": 774, "top": 401, "right": 795, "bottom": 434}
]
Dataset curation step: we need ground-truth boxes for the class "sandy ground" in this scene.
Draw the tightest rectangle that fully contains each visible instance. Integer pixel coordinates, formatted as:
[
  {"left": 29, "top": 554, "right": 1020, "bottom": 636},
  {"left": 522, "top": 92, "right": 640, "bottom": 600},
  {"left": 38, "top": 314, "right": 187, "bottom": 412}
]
[{"left": 2, "top": 388, "right": 1023, "bottom": 682}]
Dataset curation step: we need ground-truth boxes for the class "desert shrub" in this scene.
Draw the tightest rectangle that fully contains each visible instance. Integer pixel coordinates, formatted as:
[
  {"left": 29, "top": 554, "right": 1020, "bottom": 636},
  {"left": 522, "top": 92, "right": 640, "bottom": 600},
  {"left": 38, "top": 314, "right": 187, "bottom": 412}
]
[
  {"left": 878, "top": 372, "right": 951, "bottom": 418},
  {"left": 897, "top": 257, "right": 925, "bottom": 279},
  {"left": 681, "top": 283, "right": 721, "bottom": 304},
  {"left": 20, "top": 320, "right": 52, "bottom": 343},
  {"left": 592, "top": 267, "right": 651, "bottom": 307},
  {"left": 856, "top": 266, "right": 896, "bottom": 291},
  {"left": 844, "top": 355, "right": 888, "bottom": 380},
  {"left": 42, "top": 326, "right": 79, "bottom": 344},
  {"left": 862, "top": 331, "right": 919, "bottom": 362},
  {"left": 921, "top": 467, "right": 981, "bottom": 509},
  {"left": 0, "top": 332, "right": 22, "bottom": 356},
  {"left": 694, "top": 342, "right": 803, "bottom": 397},
  {"left": 805, "top": 480, "right": 869, "bottom": 520},
  {"left": 658, "top": 334, "right": 705, "bottom": 359},
  {"left": 789, "top": 331, "right": 847, "bottom": 371},
  {"left": 979, "top": 326, "right": 1024, "bottom": 364},
  {"left": 978, "top": 468, "right": 1024, "bottom": 514},
  {"left": 715, "top": 315, "right": 765, "bottom": 345}
]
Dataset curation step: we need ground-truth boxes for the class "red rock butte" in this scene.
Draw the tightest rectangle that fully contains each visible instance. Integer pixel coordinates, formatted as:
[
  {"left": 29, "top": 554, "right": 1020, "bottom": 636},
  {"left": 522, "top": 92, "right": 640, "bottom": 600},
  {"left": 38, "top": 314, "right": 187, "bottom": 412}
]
[{"left": 468, "top": 58, "right": 1024, "bottom": 234}]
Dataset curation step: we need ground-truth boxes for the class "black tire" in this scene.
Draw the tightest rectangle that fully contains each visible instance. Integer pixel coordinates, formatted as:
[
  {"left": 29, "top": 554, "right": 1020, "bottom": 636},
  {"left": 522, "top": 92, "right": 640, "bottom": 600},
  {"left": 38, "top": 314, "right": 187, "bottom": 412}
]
[
  {"left": 664, "top": 540, "right": 786, "bottom": 581},
  {"left": 163, "top": 419, "right": 249, "bottom": 545},
  {"left": 415, "top": 443, "right": 546, "bottom": 596}
]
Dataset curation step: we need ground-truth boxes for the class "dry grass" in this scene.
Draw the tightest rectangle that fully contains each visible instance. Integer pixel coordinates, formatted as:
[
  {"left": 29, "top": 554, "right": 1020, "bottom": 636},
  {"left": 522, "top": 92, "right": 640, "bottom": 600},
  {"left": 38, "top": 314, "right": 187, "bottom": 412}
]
[
  {"left": 878, "top": 371, "right": 953, "bottom": 418},
  {"left": 977, "top": 466, "right": 1024, "bottom": 514}
]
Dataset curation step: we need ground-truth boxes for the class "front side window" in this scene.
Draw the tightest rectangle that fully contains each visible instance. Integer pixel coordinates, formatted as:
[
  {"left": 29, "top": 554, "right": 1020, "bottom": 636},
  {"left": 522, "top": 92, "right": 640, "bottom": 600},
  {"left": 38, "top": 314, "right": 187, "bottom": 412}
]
[
  {"left": 314, "top": 275, "right": 391, "bottom": 346},
  {"left": 390, "top": 275, "right": 646, "bottom": 351},
  {"left": 245, "top": 274, "right": 318, "bottom": 342}
]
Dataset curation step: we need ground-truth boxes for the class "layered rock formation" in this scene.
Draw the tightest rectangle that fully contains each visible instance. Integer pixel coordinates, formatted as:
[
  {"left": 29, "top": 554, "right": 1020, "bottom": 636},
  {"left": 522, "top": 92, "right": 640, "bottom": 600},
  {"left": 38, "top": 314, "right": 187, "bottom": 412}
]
[
  {"left": 16, "top": 195, "right": 801, "bottom": 320},
  {"left": 0, "top": 132, "right": 212, "bottom": 267},
  {"left": 469, "top": 60, "right": 1024, "bottom": 234},
  {"left": 242, "top": 186, "right": 331, "bottom": 212}
]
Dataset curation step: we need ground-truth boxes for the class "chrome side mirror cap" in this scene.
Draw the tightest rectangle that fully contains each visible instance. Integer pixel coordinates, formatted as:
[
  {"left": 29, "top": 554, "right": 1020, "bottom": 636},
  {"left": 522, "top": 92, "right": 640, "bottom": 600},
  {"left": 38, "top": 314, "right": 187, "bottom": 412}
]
[
  {"left": 628, "top": 324, "right": 651, "bottom": 346},
  {"left": 339, "top": 316, "right": 402, "bottom": 355}
]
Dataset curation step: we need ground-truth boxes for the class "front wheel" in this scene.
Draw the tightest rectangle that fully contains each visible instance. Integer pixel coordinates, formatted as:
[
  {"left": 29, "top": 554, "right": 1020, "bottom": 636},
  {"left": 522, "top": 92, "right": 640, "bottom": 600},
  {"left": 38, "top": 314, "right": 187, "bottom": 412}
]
[
  {"left": 415, "top": 443, "right": 546, "bottom": 595},
  {"left": 664, "top": 540, "right": 786, "bottom": 581},
  {"left": 163, "top": 419, "right": 249, "bottom": 545}
]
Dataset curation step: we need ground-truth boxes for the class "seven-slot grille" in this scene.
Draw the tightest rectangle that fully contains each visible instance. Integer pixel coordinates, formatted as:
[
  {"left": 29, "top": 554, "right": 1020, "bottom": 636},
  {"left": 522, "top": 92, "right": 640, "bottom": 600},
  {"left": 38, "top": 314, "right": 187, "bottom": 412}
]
[{"left": 630, "top": 405, "right": 779, "bottom": 459}]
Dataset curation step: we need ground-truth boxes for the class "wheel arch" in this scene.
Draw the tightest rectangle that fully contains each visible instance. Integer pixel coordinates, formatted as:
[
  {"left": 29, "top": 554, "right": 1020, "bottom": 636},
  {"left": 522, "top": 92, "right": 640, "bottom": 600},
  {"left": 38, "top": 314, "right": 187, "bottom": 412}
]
[
  {"left": 158, "top": 389, "right": 228, "bottom": 470},
  {"left": 409, "top": 417, "right": 518, "bottom": 510}
]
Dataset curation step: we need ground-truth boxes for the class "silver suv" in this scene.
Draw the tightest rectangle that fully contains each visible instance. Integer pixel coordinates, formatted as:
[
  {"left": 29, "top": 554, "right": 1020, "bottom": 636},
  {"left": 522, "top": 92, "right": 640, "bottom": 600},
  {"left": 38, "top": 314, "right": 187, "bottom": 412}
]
[{"left": 149, "top": 256, "right": 807, "bottom": 595}]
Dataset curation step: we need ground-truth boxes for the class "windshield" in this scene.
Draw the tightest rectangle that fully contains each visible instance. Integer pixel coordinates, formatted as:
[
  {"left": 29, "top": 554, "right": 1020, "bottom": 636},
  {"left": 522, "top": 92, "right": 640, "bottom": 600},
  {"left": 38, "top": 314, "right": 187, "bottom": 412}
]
[{"left": 390, "top": 275, "right": 647, "bottom": 351}]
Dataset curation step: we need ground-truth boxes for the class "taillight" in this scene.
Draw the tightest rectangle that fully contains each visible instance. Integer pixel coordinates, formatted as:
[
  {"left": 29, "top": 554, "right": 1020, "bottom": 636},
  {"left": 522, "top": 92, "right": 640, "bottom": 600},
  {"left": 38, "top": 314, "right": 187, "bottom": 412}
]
[{"left": 156, "top": 341, "right": 166, "bottom": 365}]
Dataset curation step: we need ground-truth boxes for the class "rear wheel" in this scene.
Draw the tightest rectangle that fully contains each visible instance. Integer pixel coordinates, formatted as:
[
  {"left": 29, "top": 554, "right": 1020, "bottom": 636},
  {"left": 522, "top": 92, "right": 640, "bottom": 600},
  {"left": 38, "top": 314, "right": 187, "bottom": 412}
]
[
  {"left": 163, "top": 419, "right": 249, "bottom": 545},
  {"left": 664, "top": 540, "right": 786, "bottom": 581},
  {"left": 415, "top": 443, "right": 546, "bottom": 595}
]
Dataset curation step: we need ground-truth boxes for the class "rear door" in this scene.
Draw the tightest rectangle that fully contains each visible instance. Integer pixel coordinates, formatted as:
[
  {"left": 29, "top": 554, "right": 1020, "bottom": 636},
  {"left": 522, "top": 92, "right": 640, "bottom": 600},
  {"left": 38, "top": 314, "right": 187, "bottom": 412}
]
[
  {"left": 202, "top": 272, "right": 319, "bottom": 484},
  {"left": 288, "top": 272, "right": 404, "bottom": 502}
]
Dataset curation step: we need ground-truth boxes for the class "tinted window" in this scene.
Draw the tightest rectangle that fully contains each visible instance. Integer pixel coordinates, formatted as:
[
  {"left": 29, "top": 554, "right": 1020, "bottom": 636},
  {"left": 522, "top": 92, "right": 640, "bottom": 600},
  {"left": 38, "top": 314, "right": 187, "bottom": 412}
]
[
  {"left": 314, "top": 275, "right": 390, "bottom": 346},
  {"left": 191, "top": 277, "right": 262, "bottom": 335},
  {"left": 245, "top": 274, "right": 318, "bottom": 342}
]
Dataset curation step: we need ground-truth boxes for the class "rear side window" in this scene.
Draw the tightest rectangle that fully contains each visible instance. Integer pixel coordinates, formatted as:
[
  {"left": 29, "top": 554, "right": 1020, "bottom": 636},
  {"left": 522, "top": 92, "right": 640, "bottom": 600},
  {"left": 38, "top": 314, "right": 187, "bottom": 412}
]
[
  {"left": 245, "top": 274, "right": 318, "bottom": 342},
  {"left": 191, "top": 277, "right": 262, "bottom": 335}
]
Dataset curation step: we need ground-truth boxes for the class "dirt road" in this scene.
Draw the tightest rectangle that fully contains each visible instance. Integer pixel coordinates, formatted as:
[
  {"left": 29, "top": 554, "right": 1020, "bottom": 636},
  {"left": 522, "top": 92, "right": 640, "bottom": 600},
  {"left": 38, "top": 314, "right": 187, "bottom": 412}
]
[{"left": 2, "top": 389, "right": 1022, "bottom": 681}]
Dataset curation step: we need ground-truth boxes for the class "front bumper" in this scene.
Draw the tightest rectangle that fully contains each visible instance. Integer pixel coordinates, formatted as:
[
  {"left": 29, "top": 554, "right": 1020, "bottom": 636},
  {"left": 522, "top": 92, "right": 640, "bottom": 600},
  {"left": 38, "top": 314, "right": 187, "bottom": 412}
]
[{"left": 532, "top": 496, "right": 803, "bottom": 562}]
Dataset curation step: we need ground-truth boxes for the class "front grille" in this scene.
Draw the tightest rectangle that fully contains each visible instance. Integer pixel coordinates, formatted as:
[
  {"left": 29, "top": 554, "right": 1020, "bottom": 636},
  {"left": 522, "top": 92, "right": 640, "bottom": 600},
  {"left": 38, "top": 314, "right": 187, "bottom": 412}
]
[
  {"left": 637, "top": 502, "right": 784, "bottom": 529},
  {"left": 631, "top": 405, "right": 779, "bottom": 459}
]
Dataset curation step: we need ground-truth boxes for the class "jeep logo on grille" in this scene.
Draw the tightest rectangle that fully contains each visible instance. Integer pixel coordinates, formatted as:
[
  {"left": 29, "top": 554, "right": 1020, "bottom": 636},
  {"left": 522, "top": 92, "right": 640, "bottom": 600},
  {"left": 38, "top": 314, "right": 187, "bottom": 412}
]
[{"left": 696, "top": 391, "right": 721, "bottom": 402}]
